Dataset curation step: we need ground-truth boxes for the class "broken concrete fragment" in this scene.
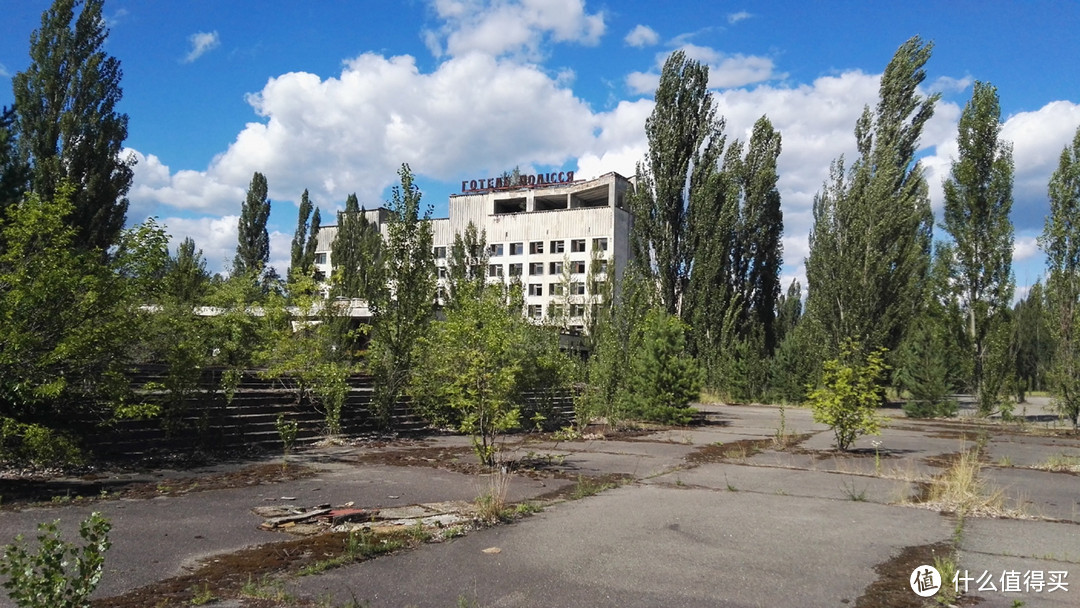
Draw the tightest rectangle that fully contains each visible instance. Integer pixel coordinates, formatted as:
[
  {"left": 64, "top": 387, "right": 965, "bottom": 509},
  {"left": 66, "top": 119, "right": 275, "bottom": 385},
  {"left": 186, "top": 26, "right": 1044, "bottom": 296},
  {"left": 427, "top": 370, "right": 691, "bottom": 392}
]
[
  {"left": 259, "top": 508, "right": 332, "bottom": 529},
  {"left": 318, "top": 508, "right": 379, "bottom": 526}
]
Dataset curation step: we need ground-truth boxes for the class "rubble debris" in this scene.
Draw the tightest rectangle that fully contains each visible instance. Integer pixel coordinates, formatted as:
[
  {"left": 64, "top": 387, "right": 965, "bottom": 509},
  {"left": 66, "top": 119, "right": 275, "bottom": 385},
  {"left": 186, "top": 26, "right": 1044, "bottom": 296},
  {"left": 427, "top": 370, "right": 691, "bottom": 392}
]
[{"left": 252, "top": 500, "right": 479, "bottom": 536}]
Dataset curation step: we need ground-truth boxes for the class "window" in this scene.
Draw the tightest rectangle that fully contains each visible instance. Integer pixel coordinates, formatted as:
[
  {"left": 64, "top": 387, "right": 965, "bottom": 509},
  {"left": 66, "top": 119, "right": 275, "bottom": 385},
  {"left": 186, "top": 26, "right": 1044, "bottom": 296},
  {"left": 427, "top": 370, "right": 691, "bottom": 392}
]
[
  {"left": 438, "top": 267, "right": 448, "bottom": 279},
  {"left": 488, "top": 264, "right": 503, "bottom": 278},
  {"left": 593, "top": 237, "right": 608, "bottom": 252},
  {"left": 433, "top": 246, "right": 447, "bottom": 259},
  {"left": 549, "top": 304, "right": 564, "bottom": 319},
  {"left": 571, "top": 239, "right": 586, "bottom": 253},
  {"left": 591, "top": 278, "right": 606, "bottom": 293},
  {"left": 571, "top": 281, "right": 586, "bottom": 295},
  {"left": 549, "top": 261, "right": 564, "bottom": 275},
  {"left": 527, "top": 304, "right": 543, "bottom": 320},
  {"left": 529, "top": 262, "right": 544, "bottom": 276},
  {"left": 549, "top": 282, "right": 565, "bottom": 296},
  {"left": 487, "top": 243, "right": 503, "bottom": 256},
  {"left": 569, "top": 303, "right": 585, "bottom": 317},
  {"left": 528, "top": 283, "right": 543, "bottom": 297},
  {"left": 508, "top": 263, "right": 523, "bottom": 277},
  {"left": 530, "top": 241, "right": 544, "bottom": 254},
  {"left": 571, "top": 260, "right": 586, "bottom": 274},
  {"left": 596, "top": 259, "right": 609, "bottom": 274},
  {"left": 314, "top": 252, "right": 327, "bottom": 265},
  {"left": 509, "top": 242, "right": 524, "bottom": 255},
  {"left": 550, "top": 240, "right": 565, "bottom": 253}
]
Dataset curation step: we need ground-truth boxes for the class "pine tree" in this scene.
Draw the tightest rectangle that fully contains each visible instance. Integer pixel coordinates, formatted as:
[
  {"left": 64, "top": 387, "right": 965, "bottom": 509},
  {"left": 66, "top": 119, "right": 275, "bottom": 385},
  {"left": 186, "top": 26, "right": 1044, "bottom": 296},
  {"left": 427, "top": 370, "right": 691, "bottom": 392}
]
[
  {"left": 942, "top": 81, "right": 1014, "bottom": 410},
  {"left": 234, "top": 172, "right": 271, "bottom": 278},
  {"left": 303, "top": 208, "right": 321, "bottom": 274},
  {"left": 13, "top": 0, "right": 134, "bottom": 251},
  {"left": 331, "top": 193, "right": 382, "bottom": 300},
  {"left": 630, "top": 50, "right": 726, "bottom": 316},
  {"left": 1041, "top": 125, "right": 1080, "bottom": 428},
  {"left": 805, "top": 36, "right": 937, "bottom": 358}
]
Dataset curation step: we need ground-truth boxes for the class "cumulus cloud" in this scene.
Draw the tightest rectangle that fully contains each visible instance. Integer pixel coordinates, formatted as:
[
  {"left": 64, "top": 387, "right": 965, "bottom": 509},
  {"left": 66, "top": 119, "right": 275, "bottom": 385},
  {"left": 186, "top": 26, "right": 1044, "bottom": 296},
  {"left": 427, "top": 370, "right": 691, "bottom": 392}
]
[
  {"left": 425, "top": 0, "right": 605, "bottom": 59},
  {"left": 159, "top": 215, "right": 240, "bottom": 274},
  {"left": 1013, "top": 236, "right": 1040, "bottom": 262},
  {"left": 624, "top": 24, "right": 660, "bottom": 48},
  {"left": 183, "top": 31, "right": 220, "bottom": 63},
  {"left": 627, "top": 45, "right": 782, "bottom": 95},
  {"left": 727, "top": 11, "right": 751, "bottom": 25}
]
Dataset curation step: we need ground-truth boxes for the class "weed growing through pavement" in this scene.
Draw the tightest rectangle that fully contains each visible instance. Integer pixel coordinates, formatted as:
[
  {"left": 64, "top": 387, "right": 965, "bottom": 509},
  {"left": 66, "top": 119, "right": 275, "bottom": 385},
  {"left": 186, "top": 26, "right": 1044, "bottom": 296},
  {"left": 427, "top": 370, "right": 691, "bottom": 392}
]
[
  {"left": 569, "top": 475, "right": 617, "bottom": 500},
  {"left": 1036, "top": 453, "right": 1080, "bottom": 472},
  {"left": 189, "top": 583, "right": 215, "bottom": 605},
  {"left": 841, "top": 478, "right": 868, "bottom": 501},
  {"left": 239, "top": 574, "right": 292, "bottom": 602},
  {"left": 475, "top": 464, "right": 513, "bottom": 523},
  {"left": 932, "top": 552, "right": 958, "bottom": 606},
  {"left": 918, "top": 444, "right": 1026, "bottom": 518}
]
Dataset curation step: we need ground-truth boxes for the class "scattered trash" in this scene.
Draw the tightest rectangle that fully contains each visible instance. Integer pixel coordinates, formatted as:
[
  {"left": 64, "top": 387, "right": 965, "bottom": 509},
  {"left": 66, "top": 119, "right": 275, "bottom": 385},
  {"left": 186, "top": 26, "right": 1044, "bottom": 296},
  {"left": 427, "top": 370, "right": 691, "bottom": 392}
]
[
  {"left": 252, "top": 500, "right": 479, "bottom": 536},
  {"left": 482, "top": 547, "right": 501, "bottom": 554}
]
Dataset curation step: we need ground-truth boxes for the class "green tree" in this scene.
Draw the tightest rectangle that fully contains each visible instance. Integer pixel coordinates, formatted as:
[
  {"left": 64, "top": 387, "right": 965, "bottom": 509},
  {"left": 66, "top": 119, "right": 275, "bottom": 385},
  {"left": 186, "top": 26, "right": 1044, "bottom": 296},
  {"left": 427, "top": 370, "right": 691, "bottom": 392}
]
[
  {"left": 1012, "top": 281, "right": 1053, "bottom": 397},
  {"left": 808, "top": 341, "right": 889, "bottom": 451},
  {"left": 942, "top": 81, "right": 1015, "bottom": 412},
  {"left": 368, "top": 164, "right": 438, "bottom": 427},
  {"left": 13, "top": 0, "right": 133, "bottom": 252},
  {"left": 0, "top": 512, "right": 111, "bottom": 608},
  {"left": 289, "top": 189, "right": 317, "bottom": 282},
  {"left": 805, "top": 36, "right": 937, "bottom": 360},
  {"left": 630, "top": 49, "right": 726, "bottom": 316},
  {"left": 410, "top": 283, "right": 565, "bottom": 465},
  {"left": 0, "top": 187, "right": 138, "bottom": 463},
  {"left": 0, "top": 106, "right": 29, "bottom": 215},
  {"left": 1040, "top": 125, "right": 1080, "bottom": 428},
  {"left": 330, "top": 194, "right": 382, "bottom": 300},
  {"left": 164, "top": 237, "right": 210, "bottom": 304},
  {"left": 234, "top": 172, "right": 271, "bottom": 279},
  {"left": 775, "top": 279, "right": 802, "bottom": 347},
  {"left": 446, "top": 221, "right": 488, "bottom": 308}
]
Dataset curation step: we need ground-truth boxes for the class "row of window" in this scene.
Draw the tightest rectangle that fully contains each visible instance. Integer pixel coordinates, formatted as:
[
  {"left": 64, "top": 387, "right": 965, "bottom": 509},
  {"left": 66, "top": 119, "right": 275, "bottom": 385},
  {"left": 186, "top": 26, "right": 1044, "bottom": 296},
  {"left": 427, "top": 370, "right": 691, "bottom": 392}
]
[
  {"left": 434, "top": 238, "right": 608, "bottom": 259},
  {"left": 526, "top": 303, "right": 589, "bottom": 320},
  {"left": 481, "top": 259, "right": 607, "bottom": 277}
]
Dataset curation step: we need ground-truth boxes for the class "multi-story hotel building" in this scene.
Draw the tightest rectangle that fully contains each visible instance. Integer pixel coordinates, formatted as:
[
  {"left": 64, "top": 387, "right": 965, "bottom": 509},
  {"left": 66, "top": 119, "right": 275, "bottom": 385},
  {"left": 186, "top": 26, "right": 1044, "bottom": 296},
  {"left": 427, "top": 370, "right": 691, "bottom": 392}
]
[{"left": 313, "top": 171, "right": 634, "bottom": 331}]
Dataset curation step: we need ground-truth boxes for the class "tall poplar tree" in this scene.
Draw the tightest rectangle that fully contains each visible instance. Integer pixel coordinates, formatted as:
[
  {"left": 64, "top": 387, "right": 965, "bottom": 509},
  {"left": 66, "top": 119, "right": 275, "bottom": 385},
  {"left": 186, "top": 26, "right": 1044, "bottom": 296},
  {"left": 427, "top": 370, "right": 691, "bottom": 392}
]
[
  {"left": 331, "top": 193, "right": 383, "bottom": 300},
  {"left": 446, "top": 221, "right": 489, "bottom": 308},
  {"left": 13, "top": 0, "right": 134, "bottom": 251},
  {"left": 234, "top": 172, "right": 271, "bottom": 277},
  {"left": 0, "top": 106, "right": 29, "bottom": 215},
  {"left": 288, "top": 189, "right": 321, "bottom": 282},
  {"left": 630, "top": 50, "right": 726, "bottom": 315},
  {"left": 368, "top": 164, "right": 437, "bottom": 427},
  {"left": 941, "top": 81, "right": 1014, "bottom": 409},
  {"left": 1041, "top": 125, "right": 1080, "bottom": 428},
  {"left": 805, "top": 36, "right": 937, "bottom": 358}
]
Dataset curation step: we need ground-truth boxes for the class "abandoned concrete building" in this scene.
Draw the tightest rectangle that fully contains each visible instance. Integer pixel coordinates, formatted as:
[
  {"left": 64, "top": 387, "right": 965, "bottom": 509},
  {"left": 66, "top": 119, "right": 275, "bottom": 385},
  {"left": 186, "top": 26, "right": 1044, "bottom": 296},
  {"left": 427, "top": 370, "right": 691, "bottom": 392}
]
[{"left": 313, "top": 171, "right": 634, "bottom": 332}]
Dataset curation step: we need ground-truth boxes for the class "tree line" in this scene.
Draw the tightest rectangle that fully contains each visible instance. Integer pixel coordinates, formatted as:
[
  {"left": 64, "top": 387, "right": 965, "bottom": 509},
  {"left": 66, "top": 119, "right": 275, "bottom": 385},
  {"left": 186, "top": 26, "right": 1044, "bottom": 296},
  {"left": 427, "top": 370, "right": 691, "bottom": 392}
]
[{"left": 1, "top": 1, "right": 1078, "bottom": 465}]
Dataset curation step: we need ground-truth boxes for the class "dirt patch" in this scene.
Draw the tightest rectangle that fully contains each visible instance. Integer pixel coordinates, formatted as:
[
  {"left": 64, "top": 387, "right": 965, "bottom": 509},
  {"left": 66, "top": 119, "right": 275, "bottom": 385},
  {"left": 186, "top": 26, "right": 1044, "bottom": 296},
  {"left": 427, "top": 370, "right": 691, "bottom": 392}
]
[
  {"left": 854, "top": 542, "right": 981, "bottom": 607},
  {"left": 531, "top": 473, "right": 634, "bottom": 502},
  {"left": 91, "top": 527, "right": 428, "bottom": 608},
  {"left": 0, "top": 463, "right": 317, "bottom": 510},
  {"left": 685, "top": 434, "right": 811, "bottom": 465}
]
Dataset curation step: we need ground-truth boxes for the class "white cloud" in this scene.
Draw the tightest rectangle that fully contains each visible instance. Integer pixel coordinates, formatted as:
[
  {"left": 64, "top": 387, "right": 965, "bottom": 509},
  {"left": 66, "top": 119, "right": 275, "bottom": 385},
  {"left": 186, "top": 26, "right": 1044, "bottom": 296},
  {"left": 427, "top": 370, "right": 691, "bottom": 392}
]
[
  {"left": 727, "top": 11, "right": 751, "bottom": 25},
  {"left": 183, "top": 31, "right": 220, "bottom": 63},
  {"left": 1014, "top": 236, "right": 1040, "bottom": 262},
  {"left": 159, "top": 215, "right": 239, "bottom": 274},
  {"left": 627, "top": 45, "right": 782, "bottom": 95},
  {"left": 624, "top": 24, "right": 660, "bottom": 48},
  {"left": 426, "top": 0, "right": 605, "bottom": 59}
]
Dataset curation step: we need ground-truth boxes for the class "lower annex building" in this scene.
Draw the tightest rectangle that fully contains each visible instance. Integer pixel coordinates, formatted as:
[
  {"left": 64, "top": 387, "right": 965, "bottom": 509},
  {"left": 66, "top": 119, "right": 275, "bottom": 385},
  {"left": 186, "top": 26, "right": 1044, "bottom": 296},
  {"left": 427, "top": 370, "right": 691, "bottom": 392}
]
[{"left": 313, "top": 171, "right": 634, "bottom": 332}]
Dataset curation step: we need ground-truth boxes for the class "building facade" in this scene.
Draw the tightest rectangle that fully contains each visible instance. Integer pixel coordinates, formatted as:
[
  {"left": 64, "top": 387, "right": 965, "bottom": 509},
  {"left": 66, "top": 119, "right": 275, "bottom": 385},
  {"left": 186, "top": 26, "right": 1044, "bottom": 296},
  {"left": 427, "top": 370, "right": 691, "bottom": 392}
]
[{"left": 313, "top": 171, "right": 634, "bottom": 331}]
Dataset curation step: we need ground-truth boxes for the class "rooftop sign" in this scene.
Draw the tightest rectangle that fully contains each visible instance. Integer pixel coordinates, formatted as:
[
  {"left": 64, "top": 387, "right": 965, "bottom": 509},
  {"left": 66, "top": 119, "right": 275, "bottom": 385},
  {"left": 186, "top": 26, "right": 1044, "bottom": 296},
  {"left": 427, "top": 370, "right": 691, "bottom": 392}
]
[{"left": 461, "top": 171, "right": 575, "bottom": 193}]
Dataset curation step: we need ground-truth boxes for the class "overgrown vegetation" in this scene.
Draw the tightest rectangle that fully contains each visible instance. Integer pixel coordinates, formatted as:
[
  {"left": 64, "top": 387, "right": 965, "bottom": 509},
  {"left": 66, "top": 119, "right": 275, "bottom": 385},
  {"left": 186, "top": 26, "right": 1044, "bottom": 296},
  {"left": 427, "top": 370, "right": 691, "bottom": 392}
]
[
  {"left": 0, "top": 512, "right": 111, "bottom": 608},
  {"left": 807, "top": 342, "right": 888, "bottom": 451}
]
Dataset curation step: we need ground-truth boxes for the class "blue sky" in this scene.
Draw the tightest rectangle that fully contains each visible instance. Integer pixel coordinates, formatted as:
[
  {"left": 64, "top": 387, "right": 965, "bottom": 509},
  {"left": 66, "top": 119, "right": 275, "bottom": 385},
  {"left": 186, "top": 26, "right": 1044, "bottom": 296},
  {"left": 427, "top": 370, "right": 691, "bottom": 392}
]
[{"left": 2, "top": 1, "right": 1079, "bottom": 294}]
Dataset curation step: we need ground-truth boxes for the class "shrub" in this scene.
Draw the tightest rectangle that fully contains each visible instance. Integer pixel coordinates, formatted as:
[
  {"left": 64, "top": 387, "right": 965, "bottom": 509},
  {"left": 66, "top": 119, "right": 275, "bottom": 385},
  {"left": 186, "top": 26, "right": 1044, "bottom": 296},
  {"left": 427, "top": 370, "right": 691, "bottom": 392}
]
[
  {"left": 808, "top": 341, "right": 888, "bottom": 451},
  {"left": 0, "top": 512, "right": 111, "bottom": 608}
]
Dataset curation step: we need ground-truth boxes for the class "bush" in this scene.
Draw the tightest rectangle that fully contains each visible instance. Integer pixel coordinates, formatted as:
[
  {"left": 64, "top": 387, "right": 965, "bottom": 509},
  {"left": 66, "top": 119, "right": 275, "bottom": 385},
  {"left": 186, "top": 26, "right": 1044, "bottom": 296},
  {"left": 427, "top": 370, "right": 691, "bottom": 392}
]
[
  {"left": 902, "top": 398, "right": 959, "bottom": 419},
  {"left": 808, "top": 341, "right": 888, "bottom": 451},
  {"left": 0, "top": 512, "right": 111, "bottom": 608}
]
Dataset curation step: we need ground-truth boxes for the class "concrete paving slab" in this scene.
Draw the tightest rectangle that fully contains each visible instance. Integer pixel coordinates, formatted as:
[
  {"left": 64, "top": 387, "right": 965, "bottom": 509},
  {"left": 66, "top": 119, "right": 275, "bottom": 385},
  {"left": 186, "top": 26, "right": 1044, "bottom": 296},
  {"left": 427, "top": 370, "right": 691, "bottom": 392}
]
[
  {"left": 983, "top": 433, "right": 1080, "bottom": 469},
  {"left": 981, "top": 466, "right": 1080, "bottom": 523},
  {"left": 647, "top": 461, "right": 918, "bottom": 505},
  {"left": 290, "top": 483, "right": 955, "bottom": 608}
]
